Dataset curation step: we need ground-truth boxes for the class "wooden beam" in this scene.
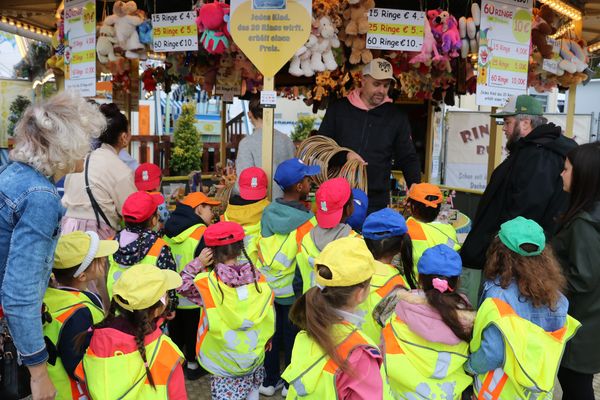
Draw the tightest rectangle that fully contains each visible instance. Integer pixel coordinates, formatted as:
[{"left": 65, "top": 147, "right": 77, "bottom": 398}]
[
  {"left": 487, "top": 108, "right": 503, "bottom": 183},
  {"left": 565, "top": 19, "right": 583, "bottom": 138},
  {"left": 220, "top": 99, "right": 227, "bottom": 170},
  {"left": 424, "top": 101, "right": 434, "bottom": 182},
  {"left": 262, "top": 76, "right": 275, "bottom": 200}
]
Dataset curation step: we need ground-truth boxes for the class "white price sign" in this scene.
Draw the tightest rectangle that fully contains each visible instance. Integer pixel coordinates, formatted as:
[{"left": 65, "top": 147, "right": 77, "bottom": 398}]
[
  {"left": 366, "top": 8, "right": 425, "bottom": 51},
  {"left": 64, "top": 0, "right": 96, "bottom": 97},
  {"left": 260, "top": 90, "right": 277, "bottom": 108},
  {"left": 151, "top": 12, "right": 199, "bottom": 52}
]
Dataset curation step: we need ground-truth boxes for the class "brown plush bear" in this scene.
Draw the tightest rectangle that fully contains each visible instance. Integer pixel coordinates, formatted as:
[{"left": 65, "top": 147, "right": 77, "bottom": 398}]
[
  {"left": 344, "top": 0, "right": 375, "bottom": 36},
  {"left": 531, "top": 5, "right": 556, "bottom": 59}
]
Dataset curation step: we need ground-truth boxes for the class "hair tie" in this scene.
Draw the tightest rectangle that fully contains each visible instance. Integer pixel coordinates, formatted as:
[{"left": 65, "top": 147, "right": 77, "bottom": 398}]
[
  {"left": 432, "top": 278, "right": 453, "bottom": 293},
  {"left": 316, "top": 284, "right": 326, "bottom": 292}
]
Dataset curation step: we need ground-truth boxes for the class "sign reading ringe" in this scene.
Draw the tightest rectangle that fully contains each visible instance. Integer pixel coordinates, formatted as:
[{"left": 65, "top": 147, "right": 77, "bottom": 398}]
[
  {"left": 152, "top": 12, "right": 199, "bottom": 52},
  {"left": 366, "top": 8, "right": 425, "bottom": 51}
]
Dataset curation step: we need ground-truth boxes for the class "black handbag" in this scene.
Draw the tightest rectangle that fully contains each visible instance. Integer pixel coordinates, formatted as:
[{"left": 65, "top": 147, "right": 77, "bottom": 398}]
[{"left": 0, "top": 319, "right": 31, "bottom": 400}]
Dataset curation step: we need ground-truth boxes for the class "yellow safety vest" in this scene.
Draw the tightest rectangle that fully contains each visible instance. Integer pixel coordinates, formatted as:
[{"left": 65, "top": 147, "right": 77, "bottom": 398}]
[
  {"left": 296, "top": 229, "right": 360, "bottom": 295},
  {"left": 106, "top": 238, "right": 168, "bottom": 300},
  {"left": 164, "top": 224, "right": 207, "bottom": 309},
  {"left": 75, "top": 333, "right": 183, "bottom": 400},
  {"left": 194, "top": 271, "right": 275, "bottom": 376},
  {"left": 221, "top": 213, "right": 261, "bottom": 266},
  {"left": 471, "top": 298, "right": 580, "bottom": 400},
  {"left": 43, "top": 288, "right": 104, "bottom": 400},
  {"left": 357, "top": 261, "right": 408, "bottom": 343},
  {"left": 407, "top": 217, "right": 461, "bottom": 276},
  {"left": 282, "top": 322, "right": 393, "bottom": 399},
  {"left": 256, "top": 217, "right": 316, "bottom": 300},
  {"left": 381, "top": 312, "right": 471, "bottom": 399}
]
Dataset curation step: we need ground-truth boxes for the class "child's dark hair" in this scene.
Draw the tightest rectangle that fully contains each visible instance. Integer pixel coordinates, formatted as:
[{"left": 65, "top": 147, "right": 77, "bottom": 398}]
[
  {"left": 52, "top": 266, "right": 80, "bottom": 285},
  {"left": 212, "top": 240, "right": 262, "bottom": 302},
  {"left": 419, "top": 274, "right": 473, "bottom": 341},
  {"left": 248, "top": 94, "right": 263, "bottom": 120},
  {"left": 99, "top": 103, "right": 128, "bottom": 147},
  {"left": 289, "top": 265, "right": 370, "bottom": 374},
  {"left": 409, "top": 196, "right": 441, "bottom": 223},
  {"left": 340, "top": 192, "right": 354, "bottom": 222},
  {"left": 124, "top": 214, "right": 156, "bottom": 230},
  {"left": 365, "top": 235, "right": 416, "bottom": 288}
]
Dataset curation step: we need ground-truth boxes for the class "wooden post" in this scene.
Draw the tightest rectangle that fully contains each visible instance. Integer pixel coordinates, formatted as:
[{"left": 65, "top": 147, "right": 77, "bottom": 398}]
[
  {"left": 565, "top": 19, "right": 583, "bottom": 138},
  {"left": 487, "top": 107, "right": 503, "bottom": 182},
  {"left": 220, "top": 99, "right": 227, "bottom": 169},
  {"left": 262, "top": 76, "right": 275, "bottom": 200},
  {"left": 424, "top": 101, "right": 434, "bottom": 182}
]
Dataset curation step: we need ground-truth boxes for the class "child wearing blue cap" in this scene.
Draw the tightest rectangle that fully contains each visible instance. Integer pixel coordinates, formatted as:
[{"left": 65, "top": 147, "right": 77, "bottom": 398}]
[
  {"left": 466, "top": 217, "right": 579, "bottom": 399},
  {"left": 256, "top": 157, "right": 320, "bottom": 396},
  {"left": 379, "top": 244, "right": 475, "bottom": 399},
  {"left": 357, "top": 208, "right": 414, "bottom": 342},
  {"left": 346, "top": 188, "right": 369, "bottom": 233}
]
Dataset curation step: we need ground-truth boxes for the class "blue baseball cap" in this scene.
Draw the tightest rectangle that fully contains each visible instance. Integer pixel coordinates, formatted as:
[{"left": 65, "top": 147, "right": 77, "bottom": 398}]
[
  {"left": 346, "top": 189, "right": 369, "bottom": 231},
  {"left": 362, "top": 208, "right": 408, "bottom": 240},
  {"left": 417, "top": 244, "right": 462, "bottom": 277},
  {"left": 274, "top": 158, "right": 321, "bottom": 190}
]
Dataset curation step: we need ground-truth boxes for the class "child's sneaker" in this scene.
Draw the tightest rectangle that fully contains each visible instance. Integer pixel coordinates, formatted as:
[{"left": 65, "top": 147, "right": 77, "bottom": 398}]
[{"left": 259, "top": 380, "right": 284, "bottom": 396}]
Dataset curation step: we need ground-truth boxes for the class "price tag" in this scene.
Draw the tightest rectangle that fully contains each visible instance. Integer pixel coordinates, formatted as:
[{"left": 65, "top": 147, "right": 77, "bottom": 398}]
[
  {"left": 366, "top": 8, "right": 425, "bottom": 51},
  {"left": 260, "top": 90, "right": 277, "bottom": 108},
  {"left": 151, "top": 12, "right": 198, "bottom": 52}
]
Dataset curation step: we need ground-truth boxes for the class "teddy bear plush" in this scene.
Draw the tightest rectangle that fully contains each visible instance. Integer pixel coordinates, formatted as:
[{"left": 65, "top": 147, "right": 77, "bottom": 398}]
[
  {"left": 196, "top": 2, "right": 231, "bottom": 54},
  {"left": 344, "top": 0, "right": 375, "bottom": 36},
  {"left": 310, "top": 16, "right": 341, "bottom": 72},
  {"left": 531, "top": 5, "right": 556, "bottom": 59},
  {"left": 289, "top": 26, "right": 318, "bottom": 77},
  {"left": 104, "top": 1, "right": 144, "bottom": 58},
  {"left": 346, "top": 34, "right": 373, "bottom": 65},
  {"left": 97, "top": 24, "right": 118, "bottom": 64}
]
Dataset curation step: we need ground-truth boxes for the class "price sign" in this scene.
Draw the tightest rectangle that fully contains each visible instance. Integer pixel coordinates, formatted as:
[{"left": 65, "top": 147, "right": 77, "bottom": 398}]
[
  {"left": 152, "top": 12, "right": 198, "bottom": 52},
  {"left": 366, "top": 8, "right": 425, "bottom": 51},
  {"left": 542, "top": 38, "right": 562, "bottom": 74},
  {"left": 64, "top": 0, "right": 96, "bottom": 97},
  {"left": 260, "top": 90, "right": 277, "bottom": 108}
]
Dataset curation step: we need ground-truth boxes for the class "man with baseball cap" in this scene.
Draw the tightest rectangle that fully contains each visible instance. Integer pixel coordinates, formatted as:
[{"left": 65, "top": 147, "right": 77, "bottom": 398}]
[
  {"left": 319, "top": 58, "right": 421, "bottom": 213},
  {"left": 461, "top": 95, "right": 577, "bottom": 301}
]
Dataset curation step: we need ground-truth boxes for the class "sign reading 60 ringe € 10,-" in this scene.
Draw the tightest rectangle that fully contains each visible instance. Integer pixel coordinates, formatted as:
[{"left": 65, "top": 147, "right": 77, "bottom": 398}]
[{"left": 230, "top": 0, "right": 312, "bottom": 78}]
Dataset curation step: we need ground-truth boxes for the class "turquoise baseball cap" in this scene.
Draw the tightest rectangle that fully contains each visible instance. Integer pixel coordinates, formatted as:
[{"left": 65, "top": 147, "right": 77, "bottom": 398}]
[{"left": 498, "top": 216, "right": 546, "bottom": 257}]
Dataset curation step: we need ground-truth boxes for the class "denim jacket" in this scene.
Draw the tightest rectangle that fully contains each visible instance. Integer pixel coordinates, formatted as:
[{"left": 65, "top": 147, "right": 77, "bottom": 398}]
[
  {"left": 0, "top": 162, "right": 65, "bottom": 366},
  {"left": 465, "top": 278, "right": 568, "bottom": 375}
]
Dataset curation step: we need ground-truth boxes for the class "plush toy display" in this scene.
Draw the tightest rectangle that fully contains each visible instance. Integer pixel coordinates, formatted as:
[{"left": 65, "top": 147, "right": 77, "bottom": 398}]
[
  {"left": 342, "top": 0, "right": 375, "bottom": 65},
  {"left": 96, "top": 24, "right": 119, "bottom": 64},
  {"left": 458, "top": 3, "right": 480, "bottom": 58},
  {"left": 104, "top": 1, "right": 144, "bottom": 58},
  {"left": 141, "top": 68, "right": 157, "bottom": 91},
  {"left": 310, "top": 16, "right": 341, "bottom": 72},
  {"left": 136, "top": 10, "right": 153, "bottom": 45},
  {"left": 531, "top": 5, "right": 556, "bottom": 59},
  {"left": 429, "top": 10, "right": 461, "bottom": 57},
  {"left": 410, "top": 18, "right": 443, "bottom": 65},
  {"left": 196, "top": 1, "right": 231, "bottom": 54},
  {"left": 289, "top": 25, "right": 318, "bottom": 77}
]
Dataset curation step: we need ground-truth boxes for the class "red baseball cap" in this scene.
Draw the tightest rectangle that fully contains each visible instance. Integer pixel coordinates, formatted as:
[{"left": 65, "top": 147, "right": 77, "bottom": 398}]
[
  {"left": 122, "top": 191, "right": 164, "bottom": 223},
  {"left": 135, "top": 163, "right": 162, "bottom": 192},
  {"left": 239, "top": 167, "right": 268, "bottom": 200},
  {"left": 316, "top": 178, "right": 352, "bottom": 229},
  {"left": 204, "top": 221, "right": 245, "bottom": 247}
]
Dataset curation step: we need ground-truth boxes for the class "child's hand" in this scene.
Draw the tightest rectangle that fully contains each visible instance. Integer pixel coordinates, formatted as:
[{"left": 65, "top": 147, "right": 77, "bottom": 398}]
[
  {"left": 198, "top": 248, "right": 214, "bottom": 267},
  {"left": 265, "top": 339, "right": 273, "bottom": 352}
]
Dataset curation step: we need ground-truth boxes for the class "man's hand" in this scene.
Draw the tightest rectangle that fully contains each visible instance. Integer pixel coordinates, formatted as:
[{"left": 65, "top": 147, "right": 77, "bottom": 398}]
[
  {"left": 347, "top": 151, "right": 367, "bottom": 165},
  {"left": 29, "top": 363, "right": 56, "bottom": 400}
]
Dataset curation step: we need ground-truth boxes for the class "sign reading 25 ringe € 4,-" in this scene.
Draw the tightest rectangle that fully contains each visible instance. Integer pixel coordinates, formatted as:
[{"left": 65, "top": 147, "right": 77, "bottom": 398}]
[{"left": 230, "top": 0, "right": 312, "bottom": 77}]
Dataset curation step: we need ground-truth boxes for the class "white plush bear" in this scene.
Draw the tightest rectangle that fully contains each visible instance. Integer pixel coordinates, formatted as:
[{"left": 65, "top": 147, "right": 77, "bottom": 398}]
[
  {"left": 289, "top": 31, "right": 318, "bottom": 77},
  {"left": 96, "top": 24, "right": 118, "bottom": 64},
  {"left": 310, "top": 16, "right": 340, "bottom": 72},
  {"left": 104, "top": 0, "right": 143, "bottom": 59}
]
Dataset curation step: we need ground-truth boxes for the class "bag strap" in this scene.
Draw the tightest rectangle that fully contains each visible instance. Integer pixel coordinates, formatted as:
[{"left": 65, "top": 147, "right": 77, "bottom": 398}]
[{"left": 84, "top": 153, "right": 113, "bottom": 230}]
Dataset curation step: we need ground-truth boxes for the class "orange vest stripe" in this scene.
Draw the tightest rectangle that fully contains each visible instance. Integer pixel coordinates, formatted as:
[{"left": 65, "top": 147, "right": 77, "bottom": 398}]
[
  {"left": 323, "top": 331, "right": 367, "bottom": 374},
  {"left": 478, "top": 370, "right": 508, "bottom": 400},
  {"left": 196, "top": 277, "right": 216, "bottom": 309},
  {"left": 146, "top": 343, "right": 181, "bottom": 385},
  {"left": 74, "top": 362, "right": 85, "bottom": 384},
  {"left": 382, "top": 323, "right": 404, "bottom": 355},
  {"left": 295, "top": 220, "right": 315, "bottom": 251},
  {"left": 375, "top": 275, "right": 407, "bottom": 298},
  {"left": 147, "top": 238, "right": 167, "bottom": 257},
  {"left": 406, "top": 219, "right": 427, "bottom": 241},
  {"left": 550, "top": 325, "right": 568, "bottom": 341},
  {"left": 190, "top": 226, "right": 207, "bottom": 241},
  {"left": 56, "top": 304, "right": 86, "bottom": 324},
  {"left": 492, "top": 298, "right": 516, "bottom": 317}
]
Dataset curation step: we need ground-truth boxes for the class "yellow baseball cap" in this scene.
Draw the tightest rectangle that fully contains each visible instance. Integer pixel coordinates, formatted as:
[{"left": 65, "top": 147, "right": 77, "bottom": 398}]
[
  {"left": 314, "top": 237, "right": 376, "bottom": 287},
  {"left": 54, "top": 231, "right": 118, "bottom": 277},
  {"left": 113, "top": 264, "right": 182, "bottom": 312}
]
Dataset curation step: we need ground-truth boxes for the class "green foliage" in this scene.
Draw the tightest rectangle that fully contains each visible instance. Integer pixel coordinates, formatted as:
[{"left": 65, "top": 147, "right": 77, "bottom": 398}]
[
  {"left": 170, "top": 103, "right": 203, "bottom": 175},
  {"left": 7, "top": 96, "right": 31, "bottom": 137},
  {"left": 291, "top": 115, "right": 317, "bottom": 142}
]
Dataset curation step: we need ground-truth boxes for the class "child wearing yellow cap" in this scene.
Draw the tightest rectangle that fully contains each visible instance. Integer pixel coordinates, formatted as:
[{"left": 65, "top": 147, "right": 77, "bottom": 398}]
[
  {"left": 282, "top": 237, "right": 392, "bottom": 399},
  {"left": 43, "top": 231, "right": 117, "bottom": 400},
  {"left": 75, "top": 264, "right": 186, "bottom": 399}
]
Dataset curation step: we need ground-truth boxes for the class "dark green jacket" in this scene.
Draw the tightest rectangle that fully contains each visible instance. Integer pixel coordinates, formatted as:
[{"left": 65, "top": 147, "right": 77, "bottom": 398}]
[{"left": 552, "top": 201, "right": 600, "bottom": 374}]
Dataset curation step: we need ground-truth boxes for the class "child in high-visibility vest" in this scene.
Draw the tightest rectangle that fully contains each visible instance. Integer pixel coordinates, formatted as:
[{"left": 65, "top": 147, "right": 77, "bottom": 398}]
[
  {"left": 346, "top": 188, "right": 369, "bottom": 233},
  {"left": 177, "top": 221, "right": 275, "bottom": 400},
  {"left": 380, "top": 244, "right": 475, "bottom": 399},
  {"left": 43, "top": 231, "right": 117, "bottom": 400},
  {"left": 282, "top": 237, "right": 392, "bottom": 399},
  {"left": 222, "top": 167, "right": 271, "bottom": 265},
  {"left": 107, "top": 191, "right": 177, "bottom": 302},
  {"left": 163, "top": 191, "right": 220, "bottom": 379},
  {"left": 358, "top": 208, "right": 414, "bottom": 343},
  {"left": 134, "top": 163, "right": 170, "bottom": 225},
  {"left": 466, "top": 217, "right": 580, "bottom": 399},
  {"left": 295, "top": 177, "right": 357, "bottom": 296},
  {"left": 75, "top": 264, "right": 186, "bottom": 400},
  {"left": 255, "top": 158, "right": 320, "bottom": 396},
  {"left": 406, "top": 183, "right": 460, "bottom": 270}
]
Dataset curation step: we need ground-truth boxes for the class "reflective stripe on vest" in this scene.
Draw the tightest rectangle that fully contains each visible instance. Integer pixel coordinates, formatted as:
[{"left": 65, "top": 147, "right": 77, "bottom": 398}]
[
  {"left": 256, "top": 218, "right": 316, "bottom": 299},
  {"left": 407, "top": 218, "right": 461, "bottom": 275},
  {"left": 164, "top": 225, "right": 206, "bottom": 309},
  {"left": 43, "top": 288, "right": 104, "bottom": 400},
  {"left": 282, "top": 322, "right": 393, "bottom": 399},
  {"left": 471, "top": 298, "right": 580, "bottom": 400},
  {"left": 75, "top": 334, "right": 183, "bottom": 400},
  {"left": 382, "top": 314, "right": 471, "bottom": 399},
  {"left": 106, "top": 238, "right": 167, "bottom": 300},
  {"left": 193, "top": 271, "right": 275, "bottom": 376}
]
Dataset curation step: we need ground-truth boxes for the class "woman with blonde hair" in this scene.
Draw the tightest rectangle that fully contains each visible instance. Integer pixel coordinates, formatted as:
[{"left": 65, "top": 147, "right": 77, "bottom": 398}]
[{"left": 0, "top": 91, "right": 106, "bottom": 400}]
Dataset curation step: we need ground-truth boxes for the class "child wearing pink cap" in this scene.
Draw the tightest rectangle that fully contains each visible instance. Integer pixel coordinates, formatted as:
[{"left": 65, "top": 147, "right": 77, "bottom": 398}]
[{"left": 135, "top": 163, "right": 170, "bottom": 225}]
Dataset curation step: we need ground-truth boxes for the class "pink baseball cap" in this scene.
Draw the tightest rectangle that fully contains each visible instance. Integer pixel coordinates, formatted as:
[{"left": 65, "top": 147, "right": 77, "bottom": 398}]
[
  {"left": 239, "top": 167, "right": 268, "bottom": 200},
  {"left": 122, "top": 191, "right": 164, "bottom": 223},
  {"left": 316, "top": 178, "right": 352, "bottom": 229},
  {"left": 135, "top": 163, "right": 162, "bottom": 191}
]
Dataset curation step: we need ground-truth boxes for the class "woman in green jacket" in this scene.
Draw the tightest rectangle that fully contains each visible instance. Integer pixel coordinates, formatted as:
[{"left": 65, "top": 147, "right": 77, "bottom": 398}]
[{"left": 552, "top": 142, "right": 600, "bottom": 400}]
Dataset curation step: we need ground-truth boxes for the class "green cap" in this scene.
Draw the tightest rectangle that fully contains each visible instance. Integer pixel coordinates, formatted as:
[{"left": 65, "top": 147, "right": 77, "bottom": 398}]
[
  {"left": 498, "top": 216, "right": 546, "bottom": 257},
  {"left": 514, "top": 95, "right": 544, "bottom": 116},
  {"left": 490, "top": 96, "right": 517, "bottom": 118}
]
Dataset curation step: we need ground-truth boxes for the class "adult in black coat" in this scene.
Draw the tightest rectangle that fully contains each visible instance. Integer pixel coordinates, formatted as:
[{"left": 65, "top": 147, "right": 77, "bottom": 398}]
[
  {"left": 318, "top": 58, "right": 421, "bottom": 213},
  {"left": 461, "top": 95, "right": 578, "bottom": 270}
]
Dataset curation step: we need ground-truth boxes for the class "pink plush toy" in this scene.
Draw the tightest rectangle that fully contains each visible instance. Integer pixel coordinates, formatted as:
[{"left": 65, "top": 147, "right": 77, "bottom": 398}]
[
  {"left": 410, "top": 18, "right": 444, "bottom": 65},
  {"left": 429, "top": 9, "right": 461, "bottom": 57},
  {"left": 196, "top": 2, "right": 231, "bottom": 54}
]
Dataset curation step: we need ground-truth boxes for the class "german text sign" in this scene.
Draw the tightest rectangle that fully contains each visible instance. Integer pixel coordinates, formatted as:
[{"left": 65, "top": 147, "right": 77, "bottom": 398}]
[
  {"left": 366, "top": 8, "right": 425, "bottom": 51},
  {"left": 64, "top": 0, "right": 96, "bottom": 96},
  {"left": 152, "top": 12, "right": 199, "bottom": 52}
]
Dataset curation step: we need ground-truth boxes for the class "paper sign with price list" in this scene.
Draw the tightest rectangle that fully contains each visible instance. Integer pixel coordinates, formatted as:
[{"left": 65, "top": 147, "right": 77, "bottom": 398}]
[
  {"left": 366, "top": 8, "right": 425, "bottom": 52},
  {"left": 476, "top": 0, "right": 533, "bottom": 107},
  {"left": 152, "top": 12, "right": 198, "bottom": 52},
  {"left": 64, "top": 0, "right": 96, "bottom": 96}
]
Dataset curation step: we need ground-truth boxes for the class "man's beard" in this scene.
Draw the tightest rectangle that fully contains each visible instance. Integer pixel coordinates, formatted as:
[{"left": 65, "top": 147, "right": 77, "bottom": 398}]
[{"left": 506, "top": 128, "right": 520, "bottom": 152}]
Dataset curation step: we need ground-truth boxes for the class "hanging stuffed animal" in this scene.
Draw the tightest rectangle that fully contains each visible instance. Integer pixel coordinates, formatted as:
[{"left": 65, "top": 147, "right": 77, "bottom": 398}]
[
  {"left": 459, "top": 3, "right": 480, "bottom": 58},
  {"left": 196, "top": 1, "right": 231, "bottom": 54},
  {"left": 103, "top": 1, "right": 144, "bottom": 58},
  {"left": 430, "top": 10, "right": 461, "bottom": 57},
  {"left": 136, "top": 10, "right": 153, "bottom": 45},
  {"left": 310, "top": 16, "right": 340, "bottom": 72},
  {"left": 96, "top": 24, "right": 119, "bottom": 63},
  {"left": 289, "top": 23, "right": 318, "bottom": 77},
  {"left": 410, "top": 18, "right": 444, "bottom": 65}
]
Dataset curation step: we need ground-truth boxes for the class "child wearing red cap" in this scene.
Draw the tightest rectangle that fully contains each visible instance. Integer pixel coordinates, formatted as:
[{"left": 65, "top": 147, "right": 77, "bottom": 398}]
[
  {"left": 295, "top": 178, "right": 359, "bottom": 296},
  {"left": 178, "top": 221, "right": 275, "bottom": 400},
  {"left": 222, "top": 167, "right": 271, "bottom": 265},
  {"left": 135, "top": 163, "right": 170, "bottom": 225}
]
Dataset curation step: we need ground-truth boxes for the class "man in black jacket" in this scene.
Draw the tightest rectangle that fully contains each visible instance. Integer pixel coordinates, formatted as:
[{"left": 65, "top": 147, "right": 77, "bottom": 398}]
[
  {"left": 318, "top": 58, "right": 421, "bottom": 213},
  {"left": 461, "top": 95, "right": 578, "bottom": 272}
]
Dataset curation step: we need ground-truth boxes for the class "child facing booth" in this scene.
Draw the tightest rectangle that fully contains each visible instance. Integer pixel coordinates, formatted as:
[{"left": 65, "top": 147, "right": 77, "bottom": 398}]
[{"left": 43, "top": 231, "right": 117, "bottom": 400}]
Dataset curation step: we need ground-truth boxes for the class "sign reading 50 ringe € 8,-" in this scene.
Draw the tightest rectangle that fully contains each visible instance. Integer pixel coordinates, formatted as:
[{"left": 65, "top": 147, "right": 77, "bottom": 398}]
[{"left": 230, "top": 0, "right": 312, "bottom": 77}]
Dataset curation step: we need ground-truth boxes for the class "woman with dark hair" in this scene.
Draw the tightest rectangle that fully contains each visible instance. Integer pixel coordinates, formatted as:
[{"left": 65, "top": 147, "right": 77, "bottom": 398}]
[
  {"left": 62, "top": 103, "right": 137, "bottom": 239},
  {"left": 552, "top": 142, "right": 600, "bottom": 400}
]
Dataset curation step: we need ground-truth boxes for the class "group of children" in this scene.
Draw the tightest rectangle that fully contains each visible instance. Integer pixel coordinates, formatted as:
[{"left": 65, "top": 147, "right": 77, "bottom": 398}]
[{"left": 42, "top": 157, "right": 581, "bottom": 400}]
